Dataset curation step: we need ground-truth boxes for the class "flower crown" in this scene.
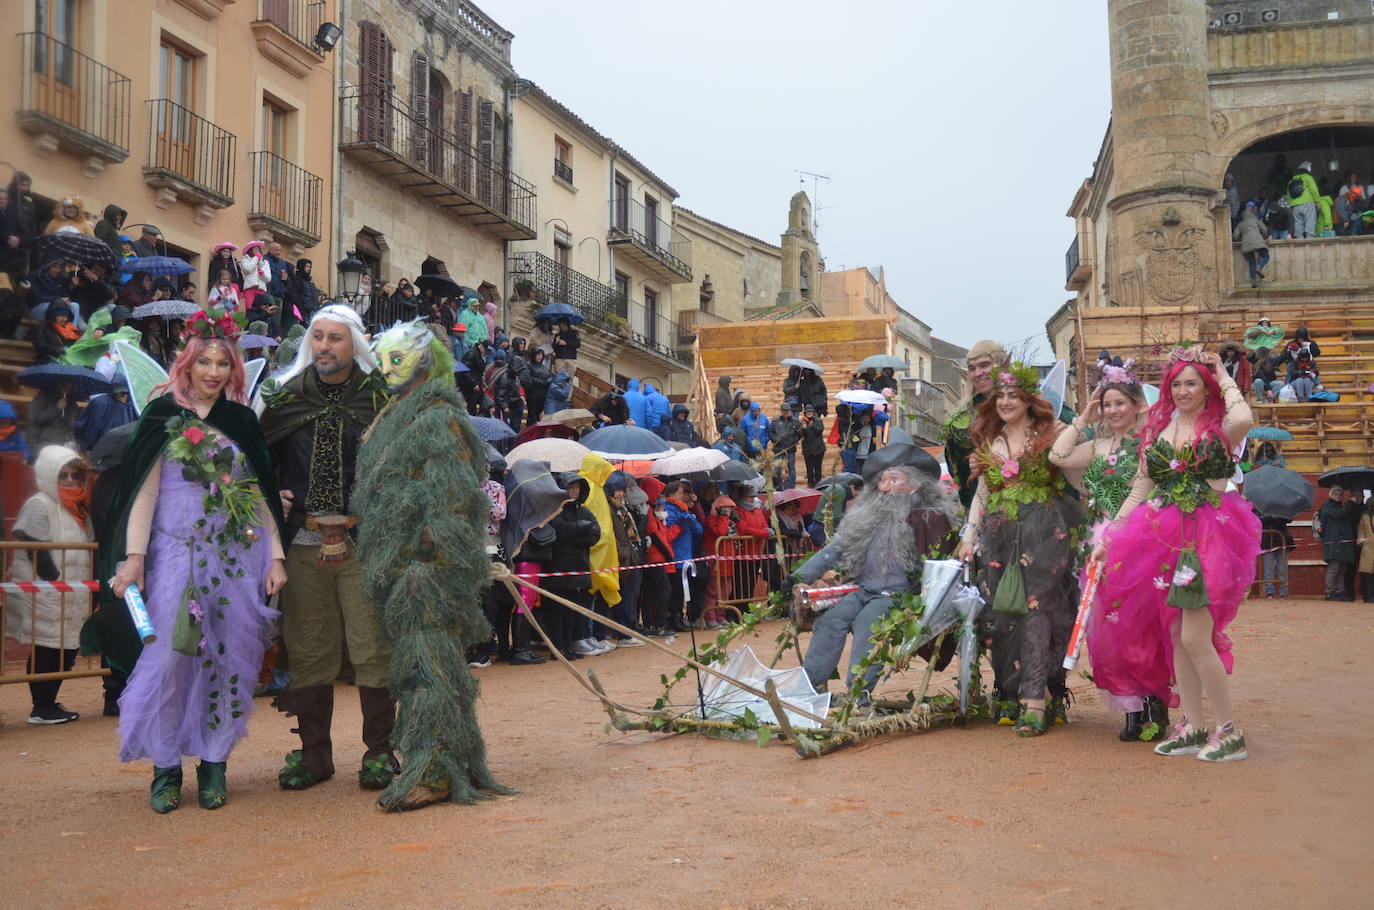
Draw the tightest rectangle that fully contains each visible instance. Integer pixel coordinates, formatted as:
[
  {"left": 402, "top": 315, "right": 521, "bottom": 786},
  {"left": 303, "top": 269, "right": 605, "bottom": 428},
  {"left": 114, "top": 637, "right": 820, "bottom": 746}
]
[
  {"left": 997, "top": 361, "right": 1040, "bottom": 396},
  {"left": 1092, "top": 356, "right": 1141, "bottom": 394},
  {"left": 1166, "top": 343, "right": 1205, "bottom": 365},
  {"left": 184, "top": 302, "right": 246, "bottom": 342}
]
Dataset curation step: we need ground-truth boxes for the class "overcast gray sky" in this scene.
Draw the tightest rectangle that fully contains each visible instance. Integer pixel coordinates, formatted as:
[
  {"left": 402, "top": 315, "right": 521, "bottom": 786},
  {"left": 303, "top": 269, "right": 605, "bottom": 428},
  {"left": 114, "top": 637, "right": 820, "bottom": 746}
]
[{"left": 491, "top": 0, "right": 1113, "bottom": 355}]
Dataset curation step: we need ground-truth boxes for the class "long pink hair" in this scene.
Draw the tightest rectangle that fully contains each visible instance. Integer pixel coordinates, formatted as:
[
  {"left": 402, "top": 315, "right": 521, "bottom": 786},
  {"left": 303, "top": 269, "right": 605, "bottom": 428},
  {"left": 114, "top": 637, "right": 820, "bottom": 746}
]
[
  {"left": 1142, "top": 360, "right": 1227, "bottom": 449},
  {"left": 155, "top": 335, "right": 247, "bottom": 409}
]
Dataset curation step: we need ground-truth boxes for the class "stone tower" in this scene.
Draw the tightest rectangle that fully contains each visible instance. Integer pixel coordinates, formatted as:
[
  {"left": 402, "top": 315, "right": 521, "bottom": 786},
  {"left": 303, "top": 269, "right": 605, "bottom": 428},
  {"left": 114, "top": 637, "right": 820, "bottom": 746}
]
[
  {"left": 1105, "top": 0, "right": 1223, "bottom": 312},
  {"left": 779, "top": 191, "right": 821, "bottom": 306}
]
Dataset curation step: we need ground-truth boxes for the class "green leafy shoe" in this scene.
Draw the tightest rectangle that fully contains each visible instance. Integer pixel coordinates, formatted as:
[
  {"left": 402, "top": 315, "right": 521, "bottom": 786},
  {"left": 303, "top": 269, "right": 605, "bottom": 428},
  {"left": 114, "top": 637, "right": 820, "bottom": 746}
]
[
  {"left": 358, "top": 754, "right": 399, "bottom": 791},
  {"left": 1014, "top": 704, "right": 1048, "bottom": 737},
  {"left": 150, "top": 766, "right": 182, "bottom": 814},
  {"left": 1196, "top": 721, "right": 1248, "bottom": 762},
  {"left": 196, "top": 761, "right": 227, "bottom": 809},
  {"left": 995, "top": 700, "right": 1020, "bottom": 726},
  {"left": 278, "top": 750, "right": 329, "bottom": 790},
  {"left": 1153, "top": 720, "right": 1209, "bottom": 756}
]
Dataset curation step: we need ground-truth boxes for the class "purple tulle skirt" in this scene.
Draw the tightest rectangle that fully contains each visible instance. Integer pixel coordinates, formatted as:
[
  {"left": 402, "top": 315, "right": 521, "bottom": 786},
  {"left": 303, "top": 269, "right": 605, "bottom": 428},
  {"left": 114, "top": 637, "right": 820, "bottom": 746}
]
[
  {"left": 117, "top": 459, "right": 277, "bottom": 766},
  {"left": 1090, "top": 491, "right": 1259, "bottom": 708}
]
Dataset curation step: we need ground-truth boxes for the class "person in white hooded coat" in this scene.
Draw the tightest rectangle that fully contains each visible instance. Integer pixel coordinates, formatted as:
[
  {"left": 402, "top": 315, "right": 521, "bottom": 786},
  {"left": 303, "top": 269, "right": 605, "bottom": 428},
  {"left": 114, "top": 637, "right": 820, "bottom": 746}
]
[{"left": 10, "top": 444, "right": 92, "bottom": 724}]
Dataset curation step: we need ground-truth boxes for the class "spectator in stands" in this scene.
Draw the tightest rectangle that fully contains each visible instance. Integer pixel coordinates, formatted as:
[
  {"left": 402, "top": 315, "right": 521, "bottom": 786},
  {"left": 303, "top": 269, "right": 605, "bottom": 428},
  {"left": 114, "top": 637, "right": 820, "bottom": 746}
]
[
  {"left": 783, "top": 365, "right": 801, "bottom": 405},
  {"left": 543, "top": 369, "right": 572, "bottom": 419},
  {"left": 0, "top": 400, "right": 31, "bottom": 461},
  {"left": 1266, "top": 197, "right": 1292, "bottom": 240},
  {"left": 0, "top": 186, "right": 28, "bottom": 280},
  {"left": 207, "top": 269, "right": 242, "bottom": 311},
  {"left": 6, "top": 172, "right": 38, "bottom": 259},
  {"left": 644, "top": 381, "right": 669, "bottom": 437},
  {"left": 94, "top": 204, "right": 127, "bottom": 260},
  {"left": 638, "top": 475, "right": 673, "bottom": 637},
  {"left": 712, "top": 425, "right": 745, "bottom": 463},
  {"left": 28, "top": 380, "right": 78, "bottom": 453},
  {"left": 10, "top": 444, "right": 91, "bottom": 724},
  {"left": 739, "top": 401, "right": 770, "bottom": 457},
  {"left": 624, "top": 378, "right": 647, "bottom": 426},
  {"left": 714, "top": 374, "right": 734, "bottom": 418},
  {"left": 28, "top": 259, "right": 71, "bottom": 310},
  {"left": 1283, "top": 348, "right": 1319, "bottom": 401},
  {"left": 1258, "top": 514, "right": 1292, "bottom": 599},
  {"left": 730, "top": 391, "right": 751, "bottom": 425},
  {"left": 661, "top": 481, "right": 703, "bottom": 633},
  {"left": 1219, "top": 341, "right": 1251, "bottom": 391},
  {"left": 131, "top": 224, "right": 162, "bottom": 258},
  {"left": 801, "top": 403, "right": 827, "bottom": 487},
  {"left": 1287, "top": 161, "right": 1319, "bottom": 238},
  {"left": 543, "top": 473, "right": 601, "bottom": 661},
  {"left": 264, "top": 242, "right": 293, "bottom": 331},
  {"left": 285, "top": 258, "right": 320, "bottom": 326},
  {"left": 1252, "top": 441, "right": 1286, "bottom": 470},
  {"left": 206, "top": 242, "right": 241, "bottom": 291},
  {"left": 44, "top": 195, "right": 93, "bottom": 236},
  {"left": 1337, "top": 173, "right": 1365, "bottom": 236},
  {"left": 798, "top": 368, "right": 828, "bottom": 417},
  {"left": 488, "top": 349, "right": 523, "bottom": 429},
  {"left": 771, "top": 400, "right": 801, "bottom": 489},
  {"left": 1318, "top": 486, "right": 1359, "bottom": 601},
  {"left": 871, "top": 367, "right": 899, "bottom": 396},
  {"left": 1233, "top": 201, "right": 1270, "bottom": 288},
  {"left": 592, "top": 387, "right": 629, "bottom": 426},
  {"left": 68, "top": 264, "right": 116, "bottom": 319},
  {"left": 391, "top": 278, "right": 417, "bottom": 311},
  {"left": 238, "top": 240, "right": 270, "bottom": 313},
  {"left": 524, "top": 347, "right": 551, "bottom": 424},
  {"left": 460, "top": 295, "right": 487, "bottom": 349},
  {"left": 1224, "top": 173, "right": 1240, "bottom": 227},
  {"left": 117, "top": 271, "right": 155, "bottom": 310},
  {"left": 31, "top": 301, "right": 79, "bottom": 363},
  {"left": 179, "top": 281, "right": 198, "bottom": 303},
  {"left": 603, "top": 471, "right": 646, "bottom": 647},
  {"left": 1357, "top": 497, "right": 1374, "bottom": 603},
  {"left": 702, "top": 490, "right": 738, "bottom": 628},
  {"left": 667, "top": 403, "right": 699, "bottom": 445},
  {"left": 1249, "top": 347, "right": 1283, "bottom": 402},
  {"left": 550, "top": 317, "right": 580, "bottom": 374}
]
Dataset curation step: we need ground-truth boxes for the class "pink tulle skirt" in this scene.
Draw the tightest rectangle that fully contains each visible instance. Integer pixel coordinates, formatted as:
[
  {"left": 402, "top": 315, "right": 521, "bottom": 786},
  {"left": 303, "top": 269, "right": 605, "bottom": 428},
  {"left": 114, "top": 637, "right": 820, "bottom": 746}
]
[{"left": 1090, "top": 491, "right": 1259, "bottom": 708}]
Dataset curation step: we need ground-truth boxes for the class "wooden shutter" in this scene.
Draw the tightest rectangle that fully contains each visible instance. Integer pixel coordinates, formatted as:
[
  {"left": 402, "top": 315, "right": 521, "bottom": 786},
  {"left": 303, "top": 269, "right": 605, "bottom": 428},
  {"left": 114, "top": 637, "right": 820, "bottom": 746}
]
[
  {"left": 410, "top": 51, "right": 429, "bottom": 168},
  {"left": 358, "top": 22, "right": 393, "bottom": 146},
  {"left": 457, "top": 87, "right": 473, "bottom": 194},
  {"left": 477, "top": 96, "right": 494, "bottom": 205}
]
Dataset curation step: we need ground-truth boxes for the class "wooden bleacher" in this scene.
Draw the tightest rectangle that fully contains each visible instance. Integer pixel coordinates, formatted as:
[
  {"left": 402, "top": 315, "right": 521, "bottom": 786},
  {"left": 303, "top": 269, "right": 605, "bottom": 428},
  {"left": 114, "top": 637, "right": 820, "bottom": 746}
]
[{"left": 0, "top": 338, "right": 38, "bottom": 422}]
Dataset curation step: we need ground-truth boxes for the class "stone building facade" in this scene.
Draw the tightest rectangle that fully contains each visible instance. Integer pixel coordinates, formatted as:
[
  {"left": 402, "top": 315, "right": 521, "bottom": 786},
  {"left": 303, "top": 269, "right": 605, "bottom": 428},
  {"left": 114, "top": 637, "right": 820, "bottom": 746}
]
[{"left": 669, "top": 205, "right": 782, "bottom": 328}]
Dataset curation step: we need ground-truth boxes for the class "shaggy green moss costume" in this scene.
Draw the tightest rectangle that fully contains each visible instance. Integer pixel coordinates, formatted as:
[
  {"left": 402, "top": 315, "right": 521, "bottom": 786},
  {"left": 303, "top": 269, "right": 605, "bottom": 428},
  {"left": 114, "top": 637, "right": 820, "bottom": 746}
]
[{"left": 353, "top": 323, "right": 510, "bottom": 810}]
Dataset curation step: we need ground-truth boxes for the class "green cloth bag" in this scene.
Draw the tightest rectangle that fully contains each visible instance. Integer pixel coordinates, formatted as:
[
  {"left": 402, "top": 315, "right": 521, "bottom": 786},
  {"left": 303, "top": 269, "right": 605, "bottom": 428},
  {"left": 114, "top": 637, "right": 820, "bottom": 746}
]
[
  {"left": 992, "top": 528, "right": 1028, "bottom": 616},
  {"left": 171, "top": 586, "right": 203, "bottom": 656},
  {"left": 1166, "top": 548, "right": 1210, "bottom": 611}
]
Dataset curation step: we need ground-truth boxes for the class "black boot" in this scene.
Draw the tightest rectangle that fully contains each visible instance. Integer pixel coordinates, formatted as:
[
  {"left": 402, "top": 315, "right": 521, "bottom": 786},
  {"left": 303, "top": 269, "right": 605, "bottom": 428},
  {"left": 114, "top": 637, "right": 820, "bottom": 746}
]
[
  {"left": 357, "top": 686, "right": 398, "bottom": 790},
  {"left": 276, "top": 685, "right": 335, "bottom": 789},
  {"left": 1142, "top": 696, "right": 1170, "bottom": 734},
  {"left": 1119, "top": 711, "right": 1143, "bottom": 741}
]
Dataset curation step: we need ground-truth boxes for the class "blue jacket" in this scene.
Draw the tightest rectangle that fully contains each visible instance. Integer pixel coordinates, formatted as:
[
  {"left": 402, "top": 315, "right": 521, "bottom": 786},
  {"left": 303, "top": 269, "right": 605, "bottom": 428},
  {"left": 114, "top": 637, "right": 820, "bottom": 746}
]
[
  {"left": 74, "top": 392, "right": 136, "bottom": 452},
  {"left": 624, "top": 378, "right": 648, "bottom": 427},
  {"left": 738, "top": 410, "right": 770, "bottom": 452},
  {"left": 0, "top": 401, "right": 30, "bottom": 460},
  {"left": 544, "top": 371, "right": 572, "bottom": 416},
  {"left": 644, "top": 382, "right": 670, "bottom": 429},
  {"left": 712, "top": 428, "right": 746, "bottom": 462},
  {"left": 663, "top": 498, "right": 702, "bottom": 565},
  {"left": 667, "top": 404, "right": 699, "bottom": 445}
]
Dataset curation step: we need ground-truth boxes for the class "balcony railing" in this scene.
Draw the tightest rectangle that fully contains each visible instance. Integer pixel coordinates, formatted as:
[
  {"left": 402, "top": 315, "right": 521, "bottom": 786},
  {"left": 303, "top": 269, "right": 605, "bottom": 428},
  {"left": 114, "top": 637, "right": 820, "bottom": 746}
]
[
  {"left": 143, "top": 99, "right": 236, "bottom": 205},
  {"left": 608, "top": 197, "right": 693, "bottom": 283},
  {"left": 256, "top": 0, "right": 325, "bottom": 48},
  {"left": 16, "top": 32, "right": 131, "bottom": 162},
  {"left": 425, "top": 0, "right": 514, "bottom": 63},
  {"left": 339, "top": 86, "right": 536, "bottom": 240},
  {"left": 248, "top": 151, "right": 323, "bottom": 245},
  {"left": 674, "top": 308, "right": 729, "bottom": 347},
  {"left": 554, "top": 157, "right": 573, "bottom": 184},
  {"left": 1065, "top": 235, "right": 1092, "bottom": 290},
  {"left": 628, "top": 302, "right": 690, "bottom": 366}
]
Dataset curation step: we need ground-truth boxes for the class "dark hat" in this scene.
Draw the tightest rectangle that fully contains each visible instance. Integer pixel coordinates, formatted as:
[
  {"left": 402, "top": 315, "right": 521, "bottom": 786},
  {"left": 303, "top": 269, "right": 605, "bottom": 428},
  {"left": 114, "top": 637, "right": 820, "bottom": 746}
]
[
  {"left": 803, "top": 403, "right": 816, "bottom": 413},
  {"left": 780, "top": 399, "right": 794, "bottom": 411},
  {"left": 861, "top": 443, "right": 940, "bottom": 485},
  {"left": 141, "top": 224, "right": 161, "bottom": 236}
]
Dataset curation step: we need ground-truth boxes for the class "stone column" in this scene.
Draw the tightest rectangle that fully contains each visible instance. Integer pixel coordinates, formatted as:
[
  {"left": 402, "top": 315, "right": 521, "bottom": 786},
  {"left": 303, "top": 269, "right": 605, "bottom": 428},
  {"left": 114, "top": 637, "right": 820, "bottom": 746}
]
[{"left": 1105, "top": 0, "right": 1224, "bottom": 312}]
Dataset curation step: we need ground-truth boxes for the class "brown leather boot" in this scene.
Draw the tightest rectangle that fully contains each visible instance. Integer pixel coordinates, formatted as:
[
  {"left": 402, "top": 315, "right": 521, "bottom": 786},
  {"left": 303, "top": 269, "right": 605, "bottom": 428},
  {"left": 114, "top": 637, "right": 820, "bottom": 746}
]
[
  {"left": 357, "top": 685, "right": 398, "bottom": 790},
  {"left": 276, "top": 685, "right": 335, "bottom": 789}
]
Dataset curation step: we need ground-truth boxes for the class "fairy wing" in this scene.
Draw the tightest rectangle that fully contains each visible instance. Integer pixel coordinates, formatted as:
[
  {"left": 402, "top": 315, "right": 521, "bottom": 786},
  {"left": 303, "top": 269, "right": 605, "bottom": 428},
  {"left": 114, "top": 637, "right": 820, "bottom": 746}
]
[
  {"left": 1039, "top": 359, "right": 1067, "bottom": 421},
  {"left": 113, "top": 339, "right": 169, "bottom": 415},
  {"left": 243, "top": 357, "right": 267, "bottom": 398}
]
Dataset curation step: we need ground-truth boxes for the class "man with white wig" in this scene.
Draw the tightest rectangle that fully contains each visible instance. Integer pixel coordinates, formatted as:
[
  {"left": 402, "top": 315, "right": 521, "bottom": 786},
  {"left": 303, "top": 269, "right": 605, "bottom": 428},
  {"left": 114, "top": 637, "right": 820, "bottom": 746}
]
[{"left": 257, "top": 305, "right": 398, "bottom": 794}]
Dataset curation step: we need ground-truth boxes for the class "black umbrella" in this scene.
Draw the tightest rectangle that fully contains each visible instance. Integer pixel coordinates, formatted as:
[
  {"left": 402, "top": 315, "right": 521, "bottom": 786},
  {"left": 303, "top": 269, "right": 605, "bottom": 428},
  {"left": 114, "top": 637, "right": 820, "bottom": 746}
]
[
  {"left": 710, "top": 460, "right": 759, "bottom": 483},
  {"left": 17, "top": 362, "right": 112, "bottom": 399},
  {"left": 1242, "top": 465, "right": 1315, "bottom": 520},
  {"left": 1318, "top": 465, "right": 1374, "bottom": 490},
  {"left": 414, "top": 273, "right": 463, "bottom": 297},
  {"left": 500, "top": 459, "right": 570, "bottom": 559},
  {"left": 31, "top": 232, "right": 118, "bottom": 272},
  {"left": 816, "top": 472, "right": 862, "bottom": 490},
  {"left": 89, "top": 422, "right": 137, "bottom": 472},
  {"left": 533, "top": 301, "right": 584, "bottom": 325}
]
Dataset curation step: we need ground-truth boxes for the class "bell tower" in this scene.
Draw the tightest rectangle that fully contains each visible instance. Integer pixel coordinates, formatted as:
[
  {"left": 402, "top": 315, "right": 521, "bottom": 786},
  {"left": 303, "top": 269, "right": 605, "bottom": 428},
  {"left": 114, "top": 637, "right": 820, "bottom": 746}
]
[{"left": 779, "top": 191, "right": 821, "bottom": 307}]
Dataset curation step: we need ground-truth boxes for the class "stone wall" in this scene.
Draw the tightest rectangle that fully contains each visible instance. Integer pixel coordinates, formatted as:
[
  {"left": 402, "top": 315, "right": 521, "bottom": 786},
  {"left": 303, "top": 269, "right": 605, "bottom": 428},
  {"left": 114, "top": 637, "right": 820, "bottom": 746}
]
[
  {"left": 672, "top": 207, "right": 782, "bottom": 324},
  {"left": 1208, "top": 0, "right": 1368, "bottom": 28}
]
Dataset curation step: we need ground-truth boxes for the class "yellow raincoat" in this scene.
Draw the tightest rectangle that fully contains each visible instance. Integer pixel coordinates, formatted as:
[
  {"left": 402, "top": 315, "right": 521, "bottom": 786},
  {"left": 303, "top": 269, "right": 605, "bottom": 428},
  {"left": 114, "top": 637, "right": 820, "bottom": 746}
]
[{"left": 579, "top": 452, "right": 621, "bottom": 607}]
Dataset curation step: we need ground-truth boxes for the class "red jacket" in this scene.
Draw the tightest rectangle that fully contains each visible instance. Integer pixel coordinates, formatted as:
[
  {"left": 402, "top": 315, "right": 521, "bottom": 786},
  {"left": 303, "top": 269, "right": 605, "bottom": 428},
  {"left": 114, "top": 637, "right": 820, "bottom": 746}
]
[{"left": 735, "top": 504, "right": 770, "bottom": 539}]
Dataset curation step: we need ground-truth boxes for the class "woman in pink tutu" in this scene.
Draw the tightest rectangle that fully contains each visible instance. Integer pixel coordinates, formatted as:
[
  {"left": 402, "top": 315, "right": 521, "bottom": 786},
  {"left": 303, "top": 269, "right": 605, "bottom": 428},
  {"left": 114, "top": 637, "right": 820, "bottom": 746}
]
[
  {"left": 1049, "top": 358, "right": 1166, "bottom": 741},
  {"left": 1091, "top": 347, "right": 1258, "bottom": 762}
]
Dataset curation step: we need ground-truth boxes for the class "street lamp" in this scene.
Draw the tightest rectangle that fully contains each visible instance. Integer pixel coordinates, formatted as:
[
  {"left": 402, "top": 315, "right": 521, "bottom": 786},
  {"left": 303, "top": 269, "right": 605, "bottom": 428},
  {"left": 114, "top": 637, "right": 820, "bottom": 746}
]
[
  {"left": 336, "top": 252, "right": 367, "bottom": 302},
  {"left": 313, "top": 22, "right": 342, "bottom": 53}
]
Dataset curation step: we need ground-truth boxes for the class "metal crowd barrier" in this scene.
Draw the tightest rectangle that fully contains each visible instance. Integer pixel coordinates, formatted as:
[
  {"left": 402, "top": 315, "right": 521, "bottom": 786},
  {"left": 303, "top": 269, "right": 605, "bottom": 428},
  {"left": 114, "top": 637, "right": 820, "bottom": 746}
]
[{"left": 0, "top": 540, "right": 106, "bottom": 686}]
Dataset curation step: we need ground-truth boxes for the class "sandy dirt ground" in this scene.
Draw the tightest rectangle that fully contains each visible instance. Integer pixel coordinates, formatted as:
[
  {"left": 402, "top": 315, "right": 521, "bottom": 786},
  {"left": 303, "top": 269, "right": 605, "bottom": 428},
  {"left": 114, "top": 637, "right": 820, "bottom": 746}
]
[{"left": 1, "top": 596, "right": 1371, "bottom": 910}]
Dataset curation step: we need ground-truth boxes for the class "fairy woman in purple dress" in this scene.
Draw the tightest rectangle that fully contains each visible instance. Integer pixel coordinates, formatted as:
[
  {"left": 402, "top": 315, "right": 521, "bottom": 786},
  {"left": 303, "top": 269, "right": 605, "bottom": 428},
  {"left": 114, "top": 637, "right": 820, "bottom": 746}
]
[{"left": 106, "top": 306, "right": 286, "bottom": 812}]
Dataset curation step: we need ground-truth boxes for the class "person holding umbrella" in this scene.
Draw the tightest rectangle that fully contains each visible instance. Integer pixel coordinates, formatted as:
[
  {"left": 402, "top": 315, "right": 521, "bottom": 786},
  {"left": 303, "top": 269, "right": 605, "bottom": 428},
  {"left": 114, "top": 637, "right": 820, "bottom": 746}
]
[
  {"left": 801, "top": 404, "right": 826, "bottom": 487},
  {"left": 1317, "top": 486, "right": 1360, "bottom": 601}
]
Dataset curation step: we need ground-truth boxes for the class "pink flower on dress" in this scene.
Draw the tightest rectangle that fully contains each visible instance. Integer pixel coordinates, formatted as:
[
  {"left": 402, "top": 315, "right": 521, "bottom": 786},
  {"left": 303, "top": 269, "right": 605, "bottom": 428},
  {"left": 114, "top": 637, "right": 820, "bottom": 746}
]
[
  {"left": 187, "top": 599, "right": 204, "bottom": 622},
  {"left": 1169, "top": 459, "right": 1184, "bottom": 471},
  {"left": 1105, "top": 610, "right": 1120, "bottom": 624},
  {"left": 1002, "top": 458, "right": 1020, "bottom": 478},
  {"left": 183, "top": 425, "right": 206, "bottom": 445},
  {"left": 1106, "top": 452, "right": 1119, "bottom": 466},
  {"left": 1152, "top": 576, "right": 1169, "bottom": 590},
  {"left": 1171, "top": 565, "right": 1198, "bottom": 587},
  {"left": 197, "top": 636, "right": 208, "bottom": 652}
]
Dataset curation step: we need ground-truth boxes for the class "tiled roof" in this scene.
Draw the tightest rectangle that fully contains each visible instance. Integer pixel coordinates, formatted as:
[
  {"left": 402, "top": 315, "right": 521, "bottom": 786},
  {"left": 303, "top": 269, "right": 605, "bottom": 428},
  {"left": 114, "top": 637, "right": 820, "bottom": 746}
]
[{"left": 671, "top": 204, "right": 781, "bottom": 252}]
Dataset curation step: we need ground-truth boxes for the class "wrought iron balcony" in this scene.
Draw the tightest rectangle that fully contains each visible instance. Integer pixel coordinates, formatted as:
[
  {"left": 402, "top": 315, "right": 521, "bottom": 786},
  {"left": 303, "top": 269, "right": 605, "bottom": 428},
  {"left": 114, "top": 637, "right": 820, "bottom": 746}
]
[
  {"left": 554, "top": 157, "right": 573, "bottom": 184},
  {"left": 16, "top": 32, "right": 131, "bottom": 164},
  {"left": 252, "top": 0, "right": 327, "bottom": 77},
  {"left": 1065, "top": 235, "right": 1091, "bottom": 291},
  {"left": 339, "top": 86, "right": 536, "bottom": 240},
  {"left": 508, "top": 251, "right": 689, "bottom": 367},
  {"left": 247, "top": 151, "right": 323, "bottom": 246},
  {"left": 143, "top": 99, "right": 236, "bottom": 208},
  {"left": 608, "top": 197, "right": 692, "bottom": 284}
]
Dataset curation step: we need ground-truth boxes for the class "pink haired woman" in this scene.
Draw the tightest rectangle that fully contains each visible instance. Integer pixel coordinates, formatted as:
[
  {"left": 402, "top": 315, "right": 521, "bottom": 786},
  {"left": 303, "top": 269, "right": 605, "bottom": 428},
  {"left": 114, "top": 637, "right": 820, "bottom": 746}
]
[
  {"left": 1091, "top": 348, "right": 1258, "bottom": 762},
  {"left": 98, "top": 307, "right": 287, "bottom": 812}
]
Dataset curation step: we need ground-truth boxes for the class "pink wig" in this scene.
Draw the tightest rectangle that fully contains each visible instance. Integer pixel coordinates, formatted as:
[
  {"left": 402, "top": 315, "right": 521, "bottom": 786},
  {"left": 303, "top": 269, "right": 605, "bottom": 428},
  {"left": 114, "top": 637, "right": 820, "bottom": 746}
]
[
  {"left": 156, "top": 335, "right": 247, "bottom": 409},
  {"left": 1142, "top": 360, "right": 1227, "bottom": 449}
]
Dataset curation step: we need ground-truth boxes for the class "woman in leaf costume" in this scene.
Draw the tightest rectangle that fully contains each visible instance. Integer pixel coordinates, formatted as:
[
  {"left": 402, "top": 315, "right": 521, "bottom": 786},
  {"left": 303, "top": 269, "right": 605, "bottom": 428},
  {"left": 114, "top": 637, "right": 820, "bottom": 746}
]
[
  {"left": 1049, "top": 360, "right": 1168, "bottom": 741},
  {"left": 353, "top": 321, "right": 510, "bottom": 811},
  {"left": 104, "top": 306, "right": 287, "bottom": 812},
  {"left": 957, "top": 363, "right": 1081, "bottom": 736},
  {"left": 1091, "top": 348, "right": 1258, "bottom": 762}
]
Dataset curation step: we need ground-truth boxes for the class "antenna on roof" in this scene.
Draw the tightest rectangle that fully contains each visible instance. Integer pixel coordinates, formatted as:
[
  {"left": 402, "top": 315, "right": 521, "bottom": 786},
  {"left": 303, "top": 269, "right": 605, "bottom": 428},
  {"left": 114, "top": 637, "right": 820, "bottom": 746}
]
[{"left": 794, "top": 169, "right": 830, "bottom": 237}]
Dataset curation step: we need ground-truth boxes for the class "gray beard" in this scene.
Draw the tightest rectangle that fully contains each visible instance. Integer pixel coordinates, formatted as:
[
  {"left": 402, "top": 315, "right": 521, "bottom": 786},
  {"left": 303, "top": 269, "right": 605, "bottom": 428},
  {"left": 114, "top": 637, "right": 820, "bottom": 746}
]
[{"left": 832, "top": 470, "right": 955, "bottom": 577}]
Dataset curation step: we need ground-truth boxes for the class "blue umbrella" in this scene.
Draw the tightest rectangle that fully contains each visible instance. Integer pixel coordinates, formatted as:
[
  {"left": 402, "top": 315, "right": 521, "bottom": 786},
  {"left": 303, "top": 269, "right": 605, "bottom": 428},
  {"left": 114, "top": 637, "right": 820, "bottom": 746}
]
[
  {"left": 580, "top": 424, "right": 675, "bottom": 459},
  {"left": 17, "top": 362, "right": 113, "bottom": 399},
  {"left": 237, "top": 333, "right": 280, "bottom": 349},
  {"left": 1246, "top": 426, "right": 1294, "bottom": 442},
  {"left": 469, "top": 415, "right": 517, "bottom": 442},
  {"left": 533, "top": 301, "right": 584, "bottom": 325},
  {"left": 120, "top": 255, "right": 195, "bottom": 277}
]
